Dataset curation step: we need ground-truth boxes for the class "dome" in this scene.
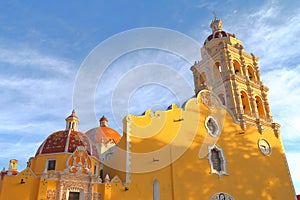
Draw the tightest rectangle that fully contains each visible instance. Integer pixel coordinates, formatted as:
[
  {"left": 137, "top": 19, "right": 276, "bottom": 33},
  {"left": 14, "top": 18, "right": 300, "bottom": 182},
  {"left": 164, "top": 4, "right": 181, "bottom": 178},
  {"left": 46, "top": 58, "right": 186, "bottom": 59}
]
[
  {"left": 35, "top": 110, "right": 99, "bottom": 159},
  {"left": 204, "top": 30, "right": 235, "bottom": 45},
  {"left": 35, "top": 130, "right": 99, "bottom": 159},
  {"left": 86, "top": 116, "right": 121, "bottom": 144},
  {"left": 86, "top": 127, "right": 121, "bottom": 144},
  {"left": 203, "top": 18, "right": 235, "bottom": 45}
]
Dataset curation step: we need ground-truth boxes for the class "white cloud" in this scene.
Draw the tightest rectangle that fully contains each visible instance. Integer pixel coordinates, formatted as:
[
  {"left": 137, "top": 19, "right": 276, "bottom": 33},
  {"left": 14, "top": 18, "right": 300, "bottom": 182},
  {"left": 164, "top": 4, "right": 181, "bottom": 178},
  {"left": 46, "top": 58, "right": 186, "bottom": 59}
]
[
  {"left": 0, "top": 48, "right": 77, "bottom": 169},
  {"left": 0, "top": 141, "right": 41, "bottom": 170},
  {"left": 263, "top": 65, "right": 300, "bottom": 139},
  {"left": 0, "top": 47, "right": 74, "bottom": 75},
  {"left": 0, "top": 75, "right": 74, "bottom": 113},
  {"left": 225, "top": 3, "right": 300, "bottom": 69},
  {"left": 75, "top": 49, "right": 195, "bottom": 132}
]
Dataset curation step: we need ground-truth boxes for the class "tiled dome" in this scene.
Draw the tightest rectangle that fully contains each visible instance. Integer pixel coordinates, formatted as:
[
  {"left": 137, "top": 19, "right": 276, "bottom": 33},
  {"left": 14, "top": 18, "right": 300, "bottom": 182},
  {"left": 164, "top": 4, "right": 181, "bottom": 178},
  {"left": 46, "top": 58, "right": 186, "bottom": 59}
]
[
  {"left": 35, "top": 130, "right": 99, "bottom": 159},
  {"left": 204, "top": 30, "right": 235, "bottom": 45},
  {"left": 203, "top": 18, "right": 235, "bottom": 45},
  {"left": 35, "top": 110, "right": 99, "bottom": 159}
]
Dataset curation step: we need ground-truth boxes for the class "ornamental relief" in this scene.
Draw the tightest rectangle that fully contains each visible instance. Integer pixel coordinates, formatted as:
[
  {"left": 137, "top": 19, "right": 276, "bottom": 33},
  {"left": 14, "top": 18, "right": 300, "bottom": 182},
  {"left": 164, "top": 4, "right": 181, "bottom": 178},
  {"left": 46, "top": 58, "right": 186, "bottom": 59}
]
[
  {"left": 93, "top": 193, "right": 102, "bottom": 200},
  {"left": 67, "top": 146, "right": 92, "bottom": 174},
  {"left": 59, "top": 173, "right": 93, "bottom": 182},
  {"left": 46, "top": 189, "right": 56, "bottom": 200},
  {"left": 201, "top": 91, "right": 216, "bottom": 110},
  {"left": 54, "top": 171, "right": 99, "bottom": 200}
]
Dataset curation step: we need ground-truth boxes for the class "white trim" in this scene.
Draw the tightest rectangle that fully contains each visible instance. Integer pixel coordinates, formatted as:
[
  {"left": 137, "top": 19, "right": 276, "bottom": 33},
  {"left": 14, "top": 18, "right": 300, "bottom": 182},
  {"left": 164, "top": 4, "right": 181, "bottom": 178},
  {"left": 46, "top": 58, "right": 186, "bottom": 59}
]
[
  {"left": 64, "top": 129, "right": 72, "bottom": 153},
  {"left": 44, "top": 158, "right": 56, "bottom": 173},
  {"left": 126, "top": 115, "right": 132, "bottom": 184}
]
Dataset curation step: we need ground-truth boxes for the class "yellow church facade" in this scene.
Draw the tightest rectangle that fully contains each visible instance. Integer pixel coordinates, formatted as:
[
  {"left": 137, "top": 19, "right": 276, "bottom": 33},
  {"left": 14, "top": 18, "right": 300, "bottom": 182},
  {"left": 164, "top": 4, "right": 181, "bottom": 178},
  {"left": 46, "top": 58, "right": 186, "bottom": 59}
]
[{"left": 0, "top": 18, "right": 297, "bottom": 200}]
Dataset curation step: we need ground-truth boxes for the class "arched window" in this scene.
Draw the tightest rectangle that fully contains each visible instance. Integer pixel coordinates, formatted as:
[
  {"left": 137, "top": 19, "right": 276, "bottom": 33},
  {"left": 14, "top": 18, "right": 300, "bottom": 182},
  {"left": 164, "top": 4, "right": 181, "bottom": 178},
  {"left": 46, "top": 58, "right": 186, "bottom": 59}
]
[
  {"left": 240, "top": 91, "right": 251, "bottom": 115},
  {"left": 255, "top": 96, "right": 266, "bottom": 119},
  {"left": 215, "top": 62, "right": 222, "bottom": 73},
  {"left": 247, "top": 66, "right": 256, "bottom": 81},
  {"left": 233, "top": 60, "right": 242, "bottom": 76},
  {"left": 153, "top": 180, "right": 160, "bottom": 200}
]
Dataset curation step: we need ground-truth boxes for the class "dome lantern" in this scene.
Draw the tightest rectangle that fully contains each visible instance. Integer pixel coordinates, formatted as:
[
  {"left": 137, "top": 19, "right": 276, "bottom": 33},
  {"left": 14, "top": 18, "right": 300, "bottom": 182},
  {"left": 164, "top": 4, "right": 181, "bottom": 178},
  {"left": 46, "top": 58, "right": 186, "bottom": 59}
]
[
  {"left": 65, "top": 109, "right": 79, "bottom": 131},
  {"left": 210, "top": 16, "right": 223, "bottom": 33},
  {"left": 100, "top": 115, "right": 108, "bottom": 127}
]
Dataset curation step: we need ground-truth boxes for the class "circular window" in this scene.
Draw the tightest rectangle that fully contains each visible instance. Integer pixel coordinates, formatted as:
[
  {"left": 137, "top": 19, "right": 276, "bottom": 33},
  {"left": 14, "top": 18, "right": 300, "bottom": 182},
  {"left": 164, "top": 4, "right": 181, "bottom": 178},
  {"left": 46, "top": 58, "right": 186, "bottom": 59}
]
[
  {"left": 211, "top": 192, "right": 234, "bottom": 200},
  {"left": 258, "top": 139, "right": 272, "bottom": 156}
]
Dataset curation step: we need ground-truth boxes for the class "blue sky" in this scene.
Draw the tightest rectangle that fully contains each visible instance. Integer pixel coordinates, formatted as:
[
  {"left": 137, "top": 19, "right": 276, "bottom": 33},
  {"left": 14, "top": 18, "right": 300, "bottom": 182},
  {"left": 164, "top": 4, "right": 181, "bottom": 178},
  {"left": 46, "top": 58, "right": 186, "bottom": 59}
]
[{"left": 0, "top": 0, "right": 300, "bottom": 194}]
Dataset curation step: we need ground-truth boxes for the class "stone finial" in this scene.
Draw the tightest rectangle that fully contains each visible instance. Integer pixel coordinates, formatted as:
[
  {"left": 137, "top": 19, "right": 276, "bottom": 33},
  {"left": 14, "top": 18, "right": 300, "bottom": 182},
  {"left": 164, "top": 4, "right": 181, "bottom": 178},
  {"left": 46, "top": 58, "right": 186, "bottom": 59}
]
[
  {"left": 104, "top": 174, "right": 110, "bottom": 183},
  {"left": 210, "top": 15, "right": 223, "bottom": 33}
]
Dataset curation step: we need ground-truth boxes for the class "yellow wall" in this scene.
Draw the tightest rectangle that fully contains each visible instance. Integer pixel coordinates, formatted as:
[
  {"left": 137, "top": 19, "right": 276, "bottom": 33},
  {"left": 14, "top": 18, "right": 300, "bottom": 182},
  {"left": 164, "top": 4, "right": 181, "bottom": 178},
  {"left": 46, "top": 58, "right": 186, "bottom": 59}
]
[
  {"left": 108, "top": 91, "right": 295, "bottom": 200},
  {"left": 0, "top": 92, "right": 295, "bottom": 200},
  {"left": 0, "top": 168, "right": 39, "bottom": 200},
  {"left": 31, "top": 154, "right": 70, "bottom": 175},
  {"left": 0, "top": 151, "right": 103, "bottom": 200}
]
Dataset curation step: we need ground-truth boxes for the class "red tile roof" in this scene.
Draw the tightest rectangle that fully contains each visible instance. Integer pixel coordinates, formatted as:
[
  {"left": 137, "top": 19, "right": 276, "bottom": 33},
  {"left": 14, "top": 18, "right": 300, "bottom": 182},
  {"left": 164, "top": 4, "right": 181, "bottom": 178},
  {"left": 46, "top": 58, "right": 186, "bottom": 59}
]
[
  {"left": 86, "top": 126, "right": 121, "bottom": 144},
  {"left": 35, "top": 130, "right": 99, "bottom": 159}
]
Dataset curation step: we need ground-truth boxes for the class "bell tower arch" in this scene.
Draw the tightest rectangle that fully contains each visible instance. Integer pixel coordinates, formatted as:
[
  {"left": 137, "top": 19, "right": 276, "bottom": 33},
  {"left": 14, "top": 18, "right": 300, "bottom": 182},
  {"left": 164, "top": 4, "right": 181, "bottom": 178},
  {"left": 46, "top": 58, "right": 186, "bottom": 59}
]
[{"left": 190, "top": 17, "right": 275, "bottom": 131}]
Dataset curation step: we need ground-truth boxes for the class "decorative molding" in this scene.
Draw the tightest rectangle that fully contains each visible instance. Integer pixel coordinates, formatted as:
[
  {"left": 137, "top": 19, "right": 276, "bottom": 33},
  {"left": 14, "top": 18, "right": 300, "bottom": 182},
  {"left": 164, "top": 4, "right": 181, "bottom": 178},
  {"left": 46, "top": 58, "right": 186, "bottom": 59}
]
[
  {"left": 66, "top": 146, "right": 92, "bottom": 174},
  {"left": 56, "top": 173, "right": 97, "bottom": 200},
  {"left": 126, "top": 118, "right": 132, "bottom": 184},
  {"left": 272, "top": 122, "right": 280, "bottom": 138},
  {"left": 201, "top": 91, "right": 216, "bottom": 110},
  {"left": 46, "top": 189, "right": 56, "bottom": 200},
  {"left": 92, "top": 193, "right": 102, "bottom": 200}
]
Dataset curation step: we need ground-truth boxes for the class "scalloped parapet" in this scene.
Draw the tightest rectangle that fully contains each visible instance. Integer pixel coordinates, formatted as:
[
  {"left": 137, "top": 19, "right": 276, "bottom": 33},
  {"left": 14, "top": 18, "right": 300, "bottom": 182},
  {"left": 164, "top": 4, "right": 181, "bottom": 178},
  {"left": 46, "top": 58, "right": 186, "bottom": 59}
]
[{"left": 123, "top": 90, "right": 227, "bottom": 174}]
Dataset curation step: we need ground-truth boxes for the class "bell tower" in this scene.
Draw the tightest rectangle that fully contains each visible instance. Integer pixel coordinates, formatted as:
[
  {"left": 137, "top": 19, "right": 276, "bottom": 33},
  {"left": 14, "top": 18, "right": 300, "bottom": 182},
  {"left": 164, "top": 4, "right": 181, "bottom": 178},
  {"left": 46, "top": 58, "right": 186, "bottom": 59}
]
[{"left": 191, "top": 18, "right": 277, "bottom": 131}]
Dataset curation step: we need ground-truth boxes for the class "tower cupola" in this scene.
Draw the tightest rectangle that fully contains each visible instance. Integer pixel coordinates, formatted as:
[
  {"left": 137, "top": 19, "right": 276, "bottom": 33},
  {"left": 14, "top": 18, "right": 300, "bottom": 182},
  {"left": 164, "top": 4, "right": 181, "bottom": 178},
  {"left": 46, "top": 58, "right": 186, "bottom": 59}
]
[
  {"left": 65, "top": 110, "right": 79, "bottom": 131},
  {"left": 100, "top": 115, "right": 108, "bottom": 127},
  {"left": 210, "top": 17, "right": 223, "bottom": 33}
]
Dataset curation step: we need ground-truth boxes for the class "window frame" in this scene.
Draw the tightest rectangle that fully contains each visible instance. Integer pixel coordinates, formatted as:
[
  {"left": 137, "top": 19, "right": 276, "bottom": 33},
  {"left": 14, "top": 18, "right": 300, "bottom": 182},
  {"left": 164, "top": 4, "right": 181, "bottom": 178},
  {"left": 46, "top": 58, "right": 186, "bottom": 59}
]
[{"left": 46, "top": 159, "right": 56, "bottom": 171}]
